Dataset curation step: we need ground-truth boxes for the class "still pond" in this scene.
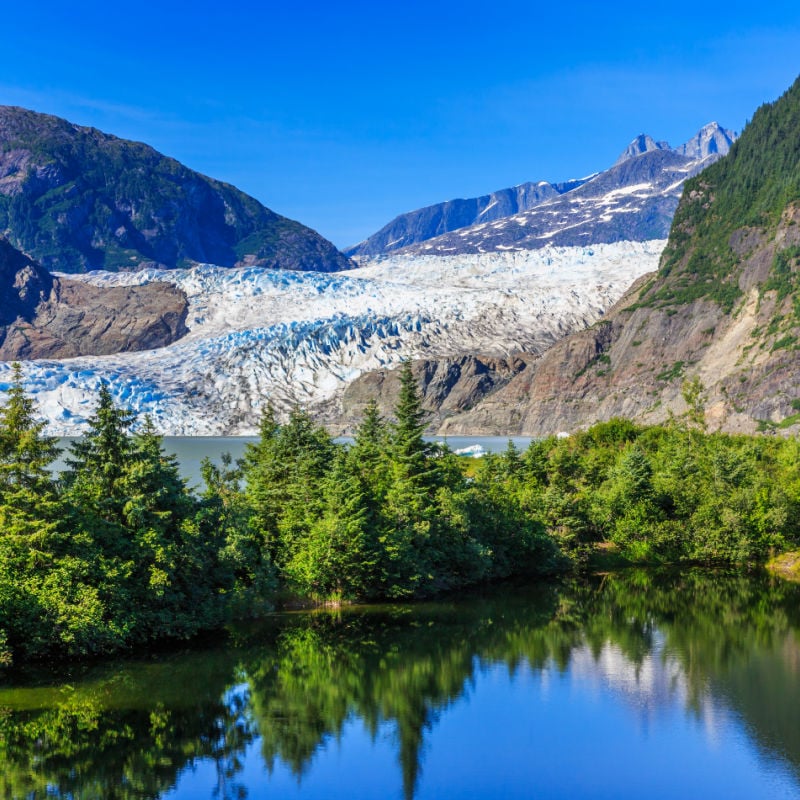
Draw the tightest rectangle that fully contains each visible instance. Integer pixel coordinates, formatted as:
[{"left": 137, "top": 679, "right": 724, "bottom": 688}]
[{"left": 1, "top": 569, "right": 799, "bottom": 799}]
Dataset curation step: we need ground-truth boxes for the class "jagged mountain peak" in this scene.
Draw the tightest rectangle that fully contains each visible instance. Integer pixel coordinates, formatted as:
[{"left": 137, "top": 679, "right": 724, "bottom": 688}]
[
  {"left": 439, "top": 76, "right": 800, "bottom": 437},
  {"left": 613, "top": 134, "right": 671, "bottom": 166},
  {"left": 675, "top": 121, "right": 736, "bottom": 160},
  {"left": 353, "top": 121, "right": 736, "bottom": 259}
]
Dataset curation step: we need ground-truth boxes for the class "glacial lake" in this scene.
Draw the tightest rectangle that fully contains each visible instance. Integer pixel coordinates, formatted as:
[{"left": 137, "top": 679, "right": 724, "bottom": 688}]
[
  {"left": 2, "top": 569, "right": 800, "bottom": 799},
  {"left": 54, "top": 435, "right": 535, "bottom": 486}
]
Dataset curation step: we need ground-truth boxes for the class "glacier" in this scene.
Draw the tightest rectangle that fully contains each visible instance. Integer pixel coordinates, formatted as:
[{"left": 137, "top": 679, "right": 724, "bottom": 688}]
[{"left": 1, "top": 241, "right": 667, "bottom": 435}]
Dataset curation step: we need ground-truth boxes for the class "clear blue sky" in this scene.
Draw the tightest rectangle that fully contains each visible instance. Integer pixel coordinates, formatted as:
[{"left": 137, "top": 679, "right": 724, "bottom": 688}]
[{"left": 1, "top": 1, "right": 798, "bottom": 248}]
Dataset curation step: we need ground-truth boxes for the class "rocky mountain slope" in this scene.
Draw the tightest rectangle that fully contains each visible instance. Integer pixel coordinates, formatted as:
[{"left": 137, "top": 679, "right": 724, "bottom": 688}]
[
  {"left": 0, "top": 106, "right": 352, "bottom": 273},
  {"left": 5, "top": 242, "right": 664, "bottom": 434},
  {"left": 0, "top": 237, "right": 188, "bottom": 359},
  {"left": 349, "top": 123, "right": 735, "bottom": 258},
  {"left": 440, "top": 78, "right": 800, "bottom": 436}
]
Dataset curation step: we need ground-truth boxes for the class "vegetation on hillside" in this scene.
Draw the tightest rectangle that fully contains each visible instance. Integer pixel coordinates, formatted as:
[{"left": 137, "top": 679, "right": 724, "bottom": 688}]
[
  {"left": 644, "top": 74, "right": 800, "bottom": 312},
  {"left": 0, "top": 106, "right": 350, "bottom": 272}
]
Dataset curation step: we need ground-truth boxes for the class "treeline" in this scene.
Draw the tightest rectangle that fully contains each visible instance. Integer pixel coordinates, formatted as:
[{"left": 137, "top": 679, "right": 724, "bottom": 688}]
[
  {"left": 0, "top": 365, "right": 276, "bottom": 667},
  {"left": 484, "top": 416, "right": 800, "bottom": 563},
  {"left": 240, "top": 362, "right": 559, "bottom": 601},
  {"left": 0, "top": 362, "right": 559, "bottom": 666},
  {"left": 2, "top": 361, "right": 800, "bottom": 666}
]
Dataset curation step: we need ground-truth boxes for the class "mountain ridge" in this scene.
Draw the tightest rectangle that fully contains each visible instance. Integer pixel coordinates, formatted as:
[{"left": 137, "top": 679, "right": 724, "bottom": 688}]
[
  {"left": 349, "top": 122, "right": 736, "bottom": 258},
  {"left": 437, "top": 78, "right": 800, "bottom": 436},
  {"left": 0, "top": 105, "right": 353, "bottom": 273}
]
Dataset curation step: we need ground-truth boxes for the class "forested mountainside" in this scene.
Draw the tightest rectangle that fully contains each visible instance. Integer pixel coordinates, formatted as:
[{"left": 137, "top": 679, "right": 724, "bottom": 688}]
[{"left": 0, "top": 106, "right": 352, "bottom": 273}]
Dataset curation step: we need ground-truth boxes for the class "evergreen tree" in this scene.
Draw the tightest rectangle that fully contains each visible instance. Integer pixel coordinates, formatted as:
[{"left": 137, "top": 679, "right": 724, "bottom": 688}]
[
  {"left": 381, "top": 362, "right": 445, "bottom": 595},
  {"left": 352, "top": 399, "right": 388, "bottom": 483},
  {"left": 62, "top": 382, "right": 135, "bottom": 528},
  {"left": 285, "top": 450, "right": 374, "bottom": 599},
  {"left": 242, "top": 405, "right": 282, "bottom": 561},
  {"left": 243, "top": 406, "right": 335, "bottom": 575},
  {"left": 0, "top": 365, "right": 64, "bottom": 664},
  {"left": 391, "top": 361, "right": 434, "bottom": 489},
  {"left": 200, "top": 453, "right": 275, "bottom": 609},
  {"left": 0, "top": 363, "right": 62, "bottom": 555}
]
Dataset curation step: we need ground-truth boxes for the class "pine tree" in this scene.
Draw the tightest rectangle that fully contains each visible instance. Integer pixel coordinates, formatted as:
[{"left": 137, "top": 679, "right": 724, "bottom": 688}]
[
  {"left": 122, "top": 416, "right": 190, "bottom": 536},
  {"left": 243, "top": 406, "right": 334, "bottom": 573},
  {"left": 62, "top": 382, "right": 135, "bottom": 528},
  {"left": 391, "top": 361, "right": 431, "bottom": 487},
  {"left": 242, "top": 404, "right": 282, "bottom": 560},
  {"left": 0, "top": 365, "right": 66, "bottom": 664},
  {"left": 353, "top": 399, "right": 386, "bottom": 477},
  {"left": 382, "top": 362, "right": 441, "bottom": 595},
  {"left": 0, "top": 363, "right": 62, "bottom": 559},
  {"left": 286, "top": 450, "right": 374, "bottom": 599}
]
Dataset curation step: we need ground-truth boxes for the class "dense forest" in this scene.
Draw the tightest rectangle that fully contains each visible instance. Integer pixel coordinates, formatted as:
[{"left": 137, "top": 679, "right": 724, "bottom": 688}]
[{"left": 0, "top": 361, "right": 799, "bottom": 666}]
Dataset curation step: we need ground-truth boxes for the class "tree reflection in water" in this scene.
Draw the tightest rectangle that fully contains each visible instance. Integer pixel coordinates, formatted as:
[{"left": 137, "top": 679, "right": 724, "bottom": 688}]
[{"left": 1, "top": 569, "right": 799, "bottom": 799}]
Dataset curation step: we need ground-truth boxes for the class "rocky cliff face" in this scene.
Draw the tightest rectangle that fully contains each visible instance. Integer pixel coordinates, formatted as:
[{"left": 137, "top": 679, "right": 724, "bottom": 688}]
[
  {"left": 329, "top": 354, "right": 532, "bottom": 433},
  {"left": 395, "top": 147, "right": 725, "bottom": 257},
  {"left": 613, "top": 133, "right": 670, "bottom": 165},
  {"left": 674, "top": 122, "right": 737, "bottom": 160},
  {"left": 345, "top": 180, "right": 584, "bottom": 257},
  {"left": 440, "top": 205, "right": 800, "bottom": 436},
  {"left": 0, "top": 237, "right": 188, "bottom": 359},
  {"left": 0, "top": 106, "right": 352, "bottom": 273}
]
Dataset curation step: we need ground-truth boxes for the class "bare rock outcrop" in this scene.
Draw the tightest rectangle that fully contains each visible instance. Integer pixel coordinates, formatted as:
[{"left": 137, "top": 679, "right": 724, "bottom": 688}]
[
  {"left": 0, "top": 238, "right": 188, "bottom": 359},
  {"left": 329, "top": 354, "right": 532, "bottom": 433},
  {"left": 440, "top": 205, "right": 800, "bottom": 436}
]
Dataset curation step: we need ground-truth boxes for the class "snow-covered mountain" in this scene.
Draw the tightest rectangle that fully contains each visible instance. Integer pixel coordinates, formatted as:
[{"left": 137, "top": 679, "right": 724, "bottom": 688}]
[
  {"left": 351, "top": 123, "right": 736, "bottom": 259},
  {"left": 345, "top": 177, "right": 591, "bottom": 258},
  {"left": 4, "top": 242, "right": 665, "bottom": 434}
]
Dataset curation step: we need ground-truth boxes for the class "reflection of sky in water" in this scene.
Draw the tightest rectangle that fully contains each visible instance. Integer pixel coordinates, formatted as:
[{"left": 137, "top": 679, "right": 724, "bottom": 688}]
[
  {"left": 163, "top": 631, "right": 800, "bottom": 800},
  {"left": 415, "top": 653, "right": 800, "bottom": 800}
]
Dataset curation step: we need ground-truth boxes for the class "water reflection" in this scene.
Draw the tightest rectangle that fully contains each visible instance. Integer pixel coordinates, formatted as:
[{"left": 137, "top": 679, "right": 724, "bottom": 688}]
[{"left": 1, "top": 570, "right": 800, "bottom": 799}]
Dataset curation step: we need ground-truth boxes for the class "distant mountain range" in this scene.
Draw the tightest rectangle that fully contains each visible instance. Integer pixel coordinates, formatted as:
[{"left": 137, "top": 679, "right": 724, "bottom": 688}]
[
  {"left": 0, "top": 106, "right": 353, "bottom": 273},
  {"left": 348, "top": 122, "right": 736, "bottom": 258}
]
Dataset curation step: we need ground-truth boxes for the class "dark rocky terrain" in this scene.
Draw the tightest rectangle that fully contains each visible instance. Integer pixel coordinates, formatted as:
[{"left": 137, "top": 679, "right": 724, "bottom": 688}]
[
  {"left": 0, "top": 237, "right": 188, "bottom": 358},
  {"left": 0, "top": 106, "right": 353, "bottom": 273},
  {"left": 330, "top": 353, "right": 532, "bottom": 433}
]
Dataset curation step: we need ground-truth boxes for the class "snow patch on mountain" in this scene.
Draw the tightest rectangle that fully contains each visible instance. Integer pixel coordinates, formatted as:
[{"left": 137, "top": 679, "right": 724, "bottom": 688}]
[{"left": 2, "top": 241, "right": 667, "bottom": 435}]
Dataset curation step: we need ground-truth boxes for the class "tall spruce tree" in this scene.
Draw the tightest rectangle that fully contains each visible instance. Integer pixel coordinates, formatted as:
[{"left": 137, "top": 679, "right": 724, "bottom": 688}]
[
  {"left": 0, "top": 363, "right": 61, "bottom": 554},
  {"left": 243, "top": 406, "right": 334, "bottom": 574},
  {"left": 286, "top": 449, "right": 374, "bottom": 599},
  {"left": 0, "top": 365, "right": 62, "bottom": 664},
  {"left": 391, "top": 361, "right": 432, "bottom": 488},
  {"left": 63, "top": 382, "right": 135, "bottom": 529},
  {"left": 381, "top": 362, "right": 441, "bottom": 595}
]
